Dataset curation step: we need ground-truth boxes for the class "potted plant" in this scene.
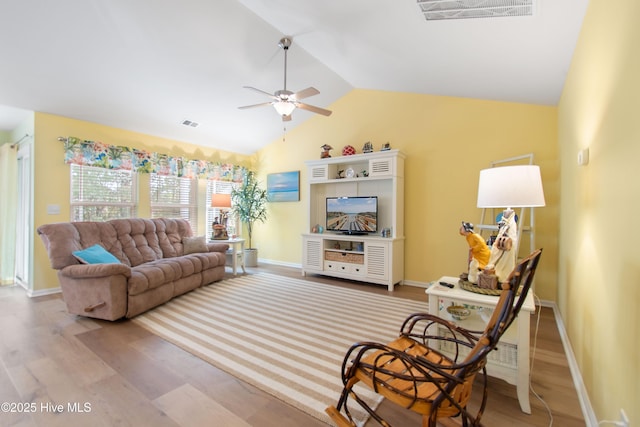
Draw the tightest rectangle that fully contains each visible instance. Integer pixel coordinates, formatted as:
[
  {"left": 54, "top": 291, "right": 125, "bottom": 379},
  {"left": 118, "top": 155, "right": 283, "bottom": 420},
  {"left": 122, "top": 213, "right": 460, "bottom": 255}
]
[{"left": 230, "top": 170, "right": 268, "bottom": 267}]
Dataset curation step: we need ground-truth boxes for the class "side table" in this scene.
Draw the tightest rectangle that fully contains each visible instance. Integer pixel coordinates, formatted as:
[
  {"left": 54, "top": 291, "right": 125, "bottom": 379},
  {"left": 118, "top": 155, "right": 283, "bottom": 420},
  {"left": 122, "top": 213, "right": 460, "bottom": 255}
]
[
  {"left": 426, "top": 276, "right": 535, "bottom": 414},
  {"left": 212, "top": 238, "right": 246, "bottom": 275}
]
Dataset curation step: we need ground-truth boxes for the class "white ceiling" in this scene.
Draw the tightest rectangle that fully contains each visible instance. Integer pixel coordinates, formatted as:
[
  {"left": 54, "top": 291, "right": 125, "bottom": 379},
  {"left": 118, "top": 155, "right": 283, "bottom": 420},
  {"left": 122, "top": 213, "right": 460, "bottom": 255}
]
[{"left": 0, "top": 0, "right": 589, "bottom": 154}]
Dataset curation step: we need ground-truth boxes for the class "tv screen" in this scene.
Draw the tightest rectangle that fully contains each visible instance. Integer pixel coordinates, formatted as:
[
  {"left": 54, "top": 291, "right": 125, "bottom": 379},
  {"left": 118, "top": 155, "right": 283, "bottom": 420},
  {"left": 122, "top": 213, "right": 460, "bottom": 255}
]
[{"left": 326, "top": 196, "right": 378, "bottom": 234}]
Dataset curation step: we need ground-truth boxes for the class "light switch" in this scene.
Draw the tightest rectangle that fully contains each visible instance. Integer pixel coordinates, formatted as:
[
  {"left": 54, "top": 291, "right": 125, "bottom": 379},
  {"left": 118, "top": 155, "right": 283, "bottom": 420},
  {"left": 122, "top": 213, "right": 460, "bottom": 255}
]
[
  {"left": 577, "top": 148, "right": 589, "bottom": 166},
  {"left": 47, "top": 204, "right": 61, "bottom": 215}
]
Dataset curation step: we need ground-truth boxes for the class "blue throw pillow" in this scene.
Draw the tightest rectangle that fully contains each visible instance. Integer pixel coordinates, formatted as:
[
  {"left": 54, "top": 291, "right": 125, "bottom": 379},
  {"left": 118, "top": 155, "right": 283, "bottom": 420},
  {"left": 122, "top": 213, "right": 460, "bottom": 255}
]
[{"left": 73, "top": 244, "right": 121, "bottom": 264}]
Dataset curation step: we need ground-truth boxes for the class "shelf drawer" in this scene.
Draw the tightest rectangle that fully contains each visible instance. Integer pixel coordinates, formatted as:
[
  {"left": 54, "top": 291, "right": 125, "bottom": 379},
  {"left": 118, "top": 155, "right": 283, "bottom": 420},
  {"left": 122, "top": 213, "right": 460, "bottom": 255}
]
[
  {"left": 324, "top": 260, "right": 366, "bottom": 276},
  {"left": 437, "top": 327, "right": 518, "bottom": 368}
]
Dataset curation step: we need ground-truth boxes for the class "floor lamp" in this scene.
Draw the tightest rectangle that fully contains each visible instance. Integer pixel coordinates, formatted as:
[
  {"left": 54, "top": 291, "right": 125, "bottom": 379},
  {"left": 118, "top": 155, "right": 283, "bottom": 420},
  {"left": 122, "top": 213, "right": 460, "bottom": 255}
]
[{"left": 476, "top": 165, "right": 545, "bottom": 281}]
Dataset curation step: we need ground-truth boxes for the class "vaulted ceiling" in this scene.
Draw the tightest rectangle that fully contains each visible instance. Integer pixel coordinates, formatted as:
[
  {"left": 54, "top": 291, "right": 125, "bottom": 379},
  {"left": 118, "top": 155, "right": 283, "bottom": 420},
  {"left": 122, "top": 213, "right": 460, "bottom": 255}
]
[{"left": 0, "top": 0, "right": 589, "bottom": 154}]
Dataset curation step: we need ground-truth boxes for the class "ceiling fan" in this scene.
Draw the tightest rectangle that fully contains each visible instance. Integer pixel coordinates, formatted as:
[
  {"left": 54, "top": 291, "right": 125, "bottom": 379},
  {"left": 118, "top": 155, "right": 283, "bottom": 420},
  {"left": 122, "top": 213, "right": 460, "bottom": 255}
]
[{"left": 238, "top": 37, "right": 332, "bottom": 122}]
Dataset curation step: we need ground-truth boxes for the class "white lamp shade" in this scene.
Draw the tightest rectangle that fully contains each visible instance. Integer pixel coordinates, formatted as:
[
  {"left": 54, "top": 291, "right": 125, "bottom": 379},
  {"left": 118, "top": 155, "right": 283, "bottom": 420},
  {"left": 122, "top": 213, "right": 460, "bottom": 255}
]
[
  {"left": 477, "top": 165, "right": 546, "bottom": 208},
  {"left": 273, "top": 101, "right": 296, "bottom": 116}
]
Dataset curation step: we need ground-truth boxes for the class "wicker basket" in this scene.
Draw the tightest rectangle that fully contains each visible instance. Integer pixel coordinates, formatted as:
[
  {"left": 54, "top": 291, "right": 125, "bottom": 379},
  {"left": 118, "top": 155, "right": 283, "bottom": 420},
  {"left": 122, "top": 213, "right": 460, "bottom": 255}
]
[{"left": 325, "top": 251, "right": 364, "bottom": 264}]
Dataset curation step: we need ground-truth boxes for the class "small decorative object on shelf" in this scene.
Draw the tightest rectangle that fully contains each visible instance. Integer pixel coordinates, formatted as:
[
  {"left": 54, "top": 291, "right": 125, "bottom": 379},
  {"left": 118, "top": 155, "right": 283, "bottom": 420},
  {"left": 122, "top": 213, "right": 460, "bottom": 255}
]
[
  {"left": 362, "top": 141, "right": 373, "bottom": 153},
  {"left": 342, "top": 145, "right": 356, "bottom": 156},
  {"left": 336, "top": 170, "right": 345, "bottom": 179},
  {"left": 478, "top": 265, "right": 499, "bottom": 289},
  {"left": 345, "top": 167, "right": 355, "bottom": 178},
  {"left": 459, "top": 221, "right": 491, "bottom": 284},
  {"left": 381, "top": 142, "right": 391, "bottom": 151},
  {"left": 320, "top": 144, "right": 333, "bottom": 158},
  {"left": 311, "top": 224, "right": 324, "bottom": 233},
  {"left": 447, "top": 304, "right": 471, "bottom": 321},
  {"left": 360, "top": 170, "right": 369, "bottom": 177},
  {"left": 381, "top": 227, "right": 391, "bottom": 237}
]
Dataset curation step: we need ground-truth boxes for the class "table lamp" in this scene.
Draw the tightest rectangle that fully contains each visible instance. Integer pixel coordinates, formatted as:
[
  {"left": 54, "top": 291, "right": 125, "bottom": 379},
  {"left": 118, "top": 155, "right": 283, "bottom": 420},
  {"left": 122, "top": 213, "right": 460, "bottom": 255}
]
[
  {"left": 211, "top": 193, "right": 232, "bottom": 240},
  {"left": 477, "top": 165, "right": 545, "bottom": 211},
  {"left": 476, "top": 165, "right": 545, "bottom": 281}
]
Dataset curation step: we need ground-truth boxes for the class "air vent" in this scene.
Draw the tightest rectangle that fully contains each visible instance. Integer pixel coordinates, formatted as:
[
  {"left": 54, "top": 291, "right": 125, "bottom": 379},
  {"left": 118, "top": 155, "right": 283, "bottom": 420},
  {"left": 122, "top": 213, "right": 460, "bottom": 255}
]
[
  {"left": 416, "top": 0, "right": 534, "bottom": 21},
  {"left": 181, "top": 119, "right": 199, "bottom": 128}
]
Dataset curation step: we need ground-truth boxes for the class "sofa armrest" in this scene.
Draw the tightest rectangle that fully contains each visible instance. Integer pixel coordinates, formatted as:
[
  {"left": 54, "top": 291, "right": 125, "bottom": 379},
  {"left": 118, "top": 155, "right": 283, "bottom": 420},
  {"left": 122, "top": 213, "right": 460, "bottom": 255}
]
[
  {"left": 207, "top": 243, "right": 230, "bottom": 253},
  {"left": 60, "top": 263, "right": 132, "bottom": 279}
]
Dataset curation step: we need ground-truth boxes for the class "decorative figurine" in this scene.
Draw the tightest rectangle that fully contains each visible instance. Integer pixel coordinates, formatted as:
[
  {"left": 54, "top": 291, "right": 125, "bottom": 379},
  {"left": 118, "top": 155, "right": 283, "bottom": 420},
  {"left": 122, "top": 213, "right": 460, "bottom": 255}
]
[
  {"left": 381, "top": 142, "right": 391, "bottom": 151},
  {"left": 487, "top": 210, "right": 518, "bottom": 282},
  {"left": 321, "top": 144, "right": 333, "bottom": 158},
  {"left": 212, "top": 215, "right": 229, "bottom": 240},
  {"left": 342, "top": 145, "right": 356, "bottom": 156},
  {"left": 362, "top": 141, "right": 373, "bottom": 153},
  {"left": 459, "top": 221, "right": 491, "bottom": 284}
]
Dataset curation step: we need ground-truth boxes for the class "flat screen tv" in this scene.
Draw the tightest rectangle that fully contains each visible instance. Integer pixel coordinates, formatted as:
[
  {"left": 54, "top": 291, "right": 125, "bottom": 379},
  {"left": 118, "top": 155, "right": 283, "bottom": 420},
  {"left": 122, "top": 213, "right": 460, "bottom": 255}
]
[{"left": 326, "top": 196, "right": 378, "bottom": 235}]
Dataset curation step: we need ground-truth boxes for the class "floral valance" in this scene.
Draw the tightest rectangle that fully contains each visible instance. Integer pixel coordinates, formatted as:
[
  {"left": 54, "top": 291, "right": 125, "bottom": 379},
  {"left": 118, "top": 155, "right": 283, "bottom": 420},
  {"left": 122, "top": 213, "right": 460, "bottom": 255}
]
[{"left": 63, "top": 136, "right": 245, "bottom": 182}]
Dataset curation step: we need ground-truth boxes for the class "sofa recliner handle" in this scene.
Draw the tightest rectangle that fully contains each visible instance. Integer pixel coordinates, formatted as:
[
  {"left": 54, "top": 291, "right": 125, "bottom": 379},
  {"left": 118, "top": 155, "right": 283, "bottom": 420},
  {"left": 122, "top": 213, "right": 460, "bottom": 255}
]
[{"left": 84, "top": 301, "right": 106, "bottom": 312}]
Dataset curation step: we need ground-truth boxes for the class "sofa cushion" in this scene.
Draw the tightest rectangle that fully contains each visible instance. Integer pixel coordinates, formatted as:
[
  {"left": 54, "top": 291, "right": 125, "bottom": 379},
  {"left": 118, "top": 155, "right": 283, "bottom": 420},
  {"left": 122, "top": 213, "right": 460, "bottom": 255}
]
[
  {"left": 128, "top": 256, "right": 197, "bottom": 295},
  {"left": 111, "top": 218, "right": 163, "bottom": 267},
  {"left": 152, "top": 218, "right": 193, "bottom": 258},
  {"left": 37, "top": 221, "right": 127, "bottom": 269},
  {"left": 183, "top": 236, "right": 207, "bottom": 254},
  {"left": 73, "top": 244, "right": 121, "bottom": 264}
]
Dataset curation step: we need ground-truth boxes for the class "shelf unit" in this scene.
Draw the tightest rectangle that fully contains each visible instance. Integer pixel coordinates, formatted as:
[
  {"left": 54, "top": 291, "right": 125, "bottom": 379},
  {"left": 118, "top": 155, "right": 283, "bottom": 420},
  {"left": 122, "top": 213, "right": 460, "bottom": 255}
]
[{"left": 301, "top": 150, "right": 405, "bottom": 290}]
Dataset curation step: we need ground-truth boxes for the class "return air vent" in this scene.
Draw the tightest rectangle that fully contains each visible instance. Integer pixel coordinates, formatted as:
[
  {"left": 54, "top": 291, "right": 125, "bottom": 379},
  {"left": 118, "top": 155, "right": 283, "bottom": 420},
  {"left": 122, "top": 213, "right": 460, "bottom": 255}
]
[
  {"left": 181, "top": 119, "right": 199, "bottom": 128},
  {"left": 416, "top": 0, "right": 534, "bottom": 21}
]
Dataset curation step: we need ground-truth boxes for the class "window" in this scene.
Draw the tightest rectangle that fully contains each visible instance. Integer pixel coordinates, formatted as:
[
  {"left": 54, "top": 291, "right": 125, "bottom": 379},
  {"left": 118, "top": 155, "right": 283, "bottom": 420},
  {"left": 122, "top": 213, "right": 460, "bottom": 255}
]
[
  {"left": 206, "top": 179, "right": 238, "bottom": 239},
  {"left": 70, "top": 164, "right": 137, "bottom": 221},
  {"left": 150, "top": 173, "right": 198, "bottom": 233}
]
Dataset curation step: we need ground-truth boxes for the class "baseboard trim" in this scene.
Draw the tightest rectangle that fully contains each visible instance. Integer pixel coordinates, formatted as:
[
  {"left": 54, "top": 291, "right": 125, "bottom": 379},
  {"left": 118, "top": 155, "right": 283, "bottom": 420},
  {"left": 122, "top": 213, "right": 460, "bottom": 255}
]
[
  {"left": 23, "top": 283, "right": 62, "bottom": 298},
  {"left": 257, "top": 258, "right": 302, "bottom": 269},
  {"left": 539, "top": 300, "right": 597, "bottom": 426},
  {"left": 401, "top": 279, "right": 430, "bottom": 288}
]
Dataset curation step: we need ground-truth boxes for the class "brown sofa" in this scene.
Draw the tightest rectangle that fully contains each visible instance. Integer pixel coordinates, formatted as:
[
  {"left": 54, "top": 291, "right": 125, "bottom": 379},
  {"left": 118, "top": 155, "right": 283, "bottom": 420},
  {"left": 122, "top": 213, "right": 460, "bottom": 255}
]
[{"left": 37, "top": 218, "right": 229, "bottom": 321}]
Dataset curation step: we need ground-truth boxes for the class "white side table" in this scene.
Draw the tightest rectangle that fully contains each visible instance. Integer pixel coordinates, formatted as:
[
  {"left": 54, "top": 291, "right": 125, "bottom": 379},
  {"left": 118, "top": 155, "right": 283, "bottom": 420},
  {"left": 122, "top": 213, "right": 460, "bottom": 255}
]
[
  {"left": 212, "top": 238, "right": 246, "bottom": 275},
  {"left": 426, "top": 276, "right": 535, "bottom": 414}
]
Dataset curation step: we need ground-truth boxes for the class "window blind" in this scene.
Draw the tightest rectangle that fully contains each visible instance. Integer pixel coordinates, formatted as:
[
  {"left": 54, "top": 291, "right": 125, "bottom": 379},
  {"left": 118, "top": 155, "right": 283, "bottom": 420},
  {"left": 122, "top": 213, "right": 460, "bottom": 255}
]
[
  {"left": 150, "top": 174, "right": 197, "bottom": 234},
  {"left": 70, "top": 164, "right": 136, "bottom": 221}
]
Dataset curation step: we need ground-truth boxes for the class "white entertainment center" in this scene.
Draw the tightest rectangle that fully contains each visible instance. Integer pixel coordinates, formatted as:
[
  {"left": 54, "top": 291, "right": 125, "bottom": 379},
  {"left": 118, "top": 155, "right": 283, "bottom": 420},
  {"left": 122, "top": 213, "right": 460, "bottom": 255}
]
[{"left": 301, "top": 149, "right": 405, "bottom": 291}]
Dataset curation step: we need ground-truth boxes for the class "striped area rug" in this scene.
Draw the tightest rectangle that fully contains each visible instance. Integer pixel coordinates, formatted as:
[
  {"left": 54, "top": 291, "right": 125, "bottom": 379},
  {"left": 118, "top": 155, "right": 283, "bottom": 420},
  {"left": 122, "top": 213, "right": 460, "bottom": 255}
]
[{"left": 133, "top": 273, "right": 428, "bottom": 425}]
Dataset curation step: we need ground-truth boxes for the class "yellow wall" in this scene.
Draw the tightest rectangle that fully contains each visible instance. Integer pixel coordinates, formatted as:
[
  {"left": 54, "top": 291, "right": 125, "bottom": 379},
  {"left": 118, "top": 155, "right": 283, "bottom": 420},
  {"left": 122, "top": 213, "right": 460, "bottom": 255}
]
[
  {"left": 255, "top": 90, "right": 559, "bottom": 299},
  {"left": 32, "top": 113, "right": 251, "bottom": 292},
  {"left": 558, "top": 0, "right": 639, "bottom": 423}
]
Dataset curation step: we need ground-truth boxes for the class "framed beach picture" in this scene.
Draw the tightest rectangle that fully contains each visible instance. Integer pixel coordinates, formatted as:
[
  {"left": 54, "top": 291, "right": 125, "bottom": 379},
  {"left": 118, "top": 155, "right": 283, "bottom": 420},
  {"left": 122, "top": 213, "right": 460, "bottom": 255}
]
[{"left": 267, "top": 171, "right": 300, "bottom": 202}]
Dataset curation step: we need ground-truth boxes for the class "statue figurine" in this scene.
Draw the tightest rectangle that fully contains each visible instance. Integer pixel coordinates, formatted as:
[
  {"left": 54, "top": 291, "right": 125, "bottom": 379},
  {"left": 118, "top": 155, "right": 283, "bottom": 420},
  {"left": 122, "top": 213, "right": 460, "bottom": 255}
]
[
  {"left": 362, "top": 141, "right": 373, "bottom": 153},
  {"left": 487, "top": 210, "right": 518, "bottom": 282},
  {"left": 321, "top": 144, "right": 333, "bottom": 158},
  {"left": 459, "top": 221, "right": 491, "bottom": 284}
]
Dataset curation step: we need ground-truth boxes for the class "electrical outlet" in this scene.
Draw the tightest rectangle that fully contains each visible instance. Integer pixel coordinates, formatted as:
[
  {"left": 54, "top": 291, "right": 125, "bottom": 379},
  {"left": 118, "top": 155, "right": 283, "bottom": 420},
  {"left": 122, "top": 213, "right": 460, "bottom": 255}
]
[{"left": 619, "top": 409, "right": 629, "bottom": 427}]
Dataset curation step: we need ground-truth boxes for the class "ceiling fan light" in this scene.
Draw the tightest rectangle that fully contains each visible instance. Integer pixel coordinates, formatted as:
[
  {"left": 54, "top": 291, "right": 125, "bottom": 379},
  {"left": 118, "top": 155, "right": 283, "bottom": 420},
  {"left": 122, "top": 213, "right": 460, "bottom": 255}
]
[{"left": 273, "top": 101, "right": 296, "bottom": 116}]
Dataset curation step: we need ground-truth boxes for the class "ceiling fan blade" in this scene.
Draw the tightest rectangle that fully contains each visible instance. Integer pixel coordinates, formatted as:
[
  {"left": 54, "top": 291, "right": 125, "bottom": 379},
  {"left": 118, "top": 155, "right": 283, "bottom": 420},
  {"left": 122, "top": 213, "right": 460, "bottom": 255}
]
[
  {"left": 243, "top": 86, "right": 277, "bottom": 99},
  {"left": 292, "top": 87, "right": 320, "bottom": 100},
  {"left": 297, "top": 102, "right": 332, "bottom": 117},
  {"left": 238, "top": 101, "right": 273, "bottom": 110}
]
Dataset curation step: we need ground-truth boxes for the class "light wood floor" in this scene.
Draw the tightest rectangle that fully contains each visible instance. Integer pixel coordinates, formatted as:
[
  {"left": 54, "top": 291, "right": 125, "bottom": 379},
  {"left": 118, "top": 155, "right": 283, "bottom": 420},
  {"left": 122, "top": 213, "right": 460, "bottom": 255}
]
[{"left": 0, "top": 265, "right": 585, "bottom": 426}]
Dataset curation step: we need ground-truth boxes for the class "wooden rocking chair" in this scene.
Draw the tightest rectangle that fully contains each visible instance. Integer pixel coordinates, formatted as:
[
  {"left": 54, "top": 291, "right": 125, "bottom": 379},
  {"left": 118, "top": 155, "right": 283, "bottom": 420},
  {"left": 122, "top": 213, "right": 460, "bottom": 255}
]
[{"left": 326, "top": 248, "right": 543, "bottom": 427}]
